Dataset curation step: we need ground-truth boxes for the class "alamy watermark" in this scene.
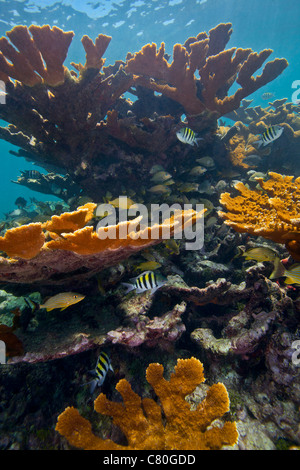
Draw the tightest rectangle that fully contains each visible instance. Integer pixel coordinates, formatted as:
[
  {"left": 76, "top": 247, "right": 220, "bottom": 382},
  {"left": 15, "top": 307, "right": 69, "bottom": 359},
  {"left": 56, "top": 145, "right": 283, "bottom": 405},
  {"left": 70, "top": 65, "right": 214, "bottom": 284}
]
[
  {"left": 0, "top": 340, "right": 5, "bottom": 364},
  {"left": 95, "top": 198, "right": 204, "bottom": 251},
  {"left": 291, "top": 80, "right": 300, "bottom": 105},
  {"left": 292, "top": 340, "right": 300, "bottom": 366},
  {"left": 0, "top": 80, "right": 6, "bottom": 105}
]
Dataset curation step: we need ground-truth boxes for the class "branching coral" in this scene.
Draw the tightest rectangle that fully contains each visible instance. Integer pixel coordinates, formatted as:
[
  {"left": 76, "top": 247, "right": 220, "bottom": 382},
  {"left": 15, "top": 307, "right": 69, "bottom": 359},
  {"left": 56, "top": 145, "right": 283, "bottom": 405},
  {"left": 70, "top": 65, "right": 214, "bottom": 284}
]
[
  {"left": 0, "top": 23, "right": 288, "bottom": 202},
  {"left": 125, "top": 22, "right": 288, "bottom": 117},
  {"left": 0, "top": 203, "right": 204, "bottom": 284},
  {"left": 218, "top": 172, "right": 300, "bottom": 260},
  {"left": 55, "top": 357, "right": 238, "bottom": 450}
]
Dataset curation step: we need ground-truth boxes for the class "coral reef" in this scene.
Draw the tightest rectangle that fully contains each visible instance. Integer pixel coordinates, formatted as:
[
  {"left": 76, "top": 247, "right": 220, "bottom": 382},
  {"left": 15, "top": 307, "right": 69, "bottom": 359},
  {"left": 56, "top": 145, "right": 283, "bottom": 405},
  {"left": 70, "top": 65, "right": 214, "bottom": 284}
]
[
  {"left": 55, "top": 357, "right": 238, "bottom": 450},
  {"left": 106, "top": 300, "right": 187, "bottom": 350},
  {"left": 0, "top": 203, "right": 203, "bottom": 284},
  {"left": 190, "top": 264, "right": 295, "bottom": 358},
  {"left": 0, "top": 21, "right": 298, "bottom": 452},
  {"left": 218, "top": 172, "right": 300, "bottom": 260},
  {"left": 224, "top": 99, "right": 300, "bottom": 172},
  {"left": 0, "top": 23, "right": 288, "bottom": 203}
]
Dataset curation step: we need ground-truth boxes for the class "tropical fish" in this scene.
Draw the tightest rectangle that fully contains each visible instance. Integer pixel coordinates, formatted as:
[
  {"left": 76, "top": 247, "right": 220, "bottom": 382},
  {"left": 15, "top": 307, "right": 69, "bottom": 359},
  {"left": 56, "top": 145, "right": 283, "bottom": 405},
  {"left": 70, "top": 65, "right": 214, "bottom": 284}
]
[
  {"left": 148, "top": 184, "right": 172, "bottom": 195},
  {"left": 21, "top": 170, "right": 41, "bottom": 179},
  {"left": 188, "top": 166, "right": 207, "bottom": 177},
  {"left": 39, "top": 292, "right": 85, "bottom": 311},
  {"left": 107, "top": 197, "right": 136, "bottom": 210},
  {"left": 163, "top": 238, "right": 180, "bottom": 255},
  {"left": 196, "top": 156, "right": 215, "bottom": 168},
  {"left": 14, "top": 197, "right": 27, "bottom": 208},
  {"left": 150, "top": 170, "right": 173, "bottom": 184},
  {"left": 262, "top": 92, "right": 275, "bottom": 100},
  {"left": 237, "top": 246, "right": 281, "bottom": 279},
  {"left": 149, "top": 164, "right": 165, "bottom": 175},
  {"left": 4, "top": 208, "right": 28, "bottom": 219},
  {"left": 255, "top": 125, "right": 283, "bottom": 148},
  {"left": 133, "top": 261, "right": 162, "bottom": 272},
  {"left": 121, "top": 270, "right": 167, "bottom": 294},
  {"left": 176, "top": 127, "right": 203, "bottom": 146},
  {"left": 270, "top": 262, "right": 300, "bottom": 284},
  {"left": 238, "top": 246, "right": 279, "bottom": 263},
  {"left": 178, "top": 182, "right": 199, "bottom": 193},
  {"left": 243, "top": 154, "right": 263, "bottom": 166},
  {"left": 88, "top": 352, "right": 114, "bottom": 394}
]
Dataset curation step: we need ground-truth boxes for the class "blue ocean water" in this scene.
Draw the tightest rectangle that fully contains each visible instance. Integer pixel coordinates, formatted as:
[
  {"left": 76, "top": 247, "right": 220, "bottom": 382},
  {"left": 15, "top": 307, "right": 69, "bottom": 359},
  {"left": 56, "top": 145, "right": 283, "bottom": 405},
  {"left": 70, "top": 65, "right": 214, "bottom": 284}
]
[{"left": 0, "top": 0, "right": 298, "bottom": 213}]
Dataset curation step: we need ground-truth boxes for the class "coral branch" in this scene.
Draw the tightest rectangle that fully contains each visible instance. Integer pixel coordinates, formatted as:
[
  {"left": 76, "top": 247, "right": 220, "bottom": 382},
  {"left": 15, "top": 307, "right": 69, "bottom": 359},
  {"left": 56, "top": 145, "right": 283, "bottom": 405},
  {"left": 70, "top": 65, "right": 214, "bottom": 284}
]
[
  {"left": 0, "top": 204, "right": 204, "bottom": 284},
  {"left": 56, "top": 357, "right": 238, "bottom": 450}
]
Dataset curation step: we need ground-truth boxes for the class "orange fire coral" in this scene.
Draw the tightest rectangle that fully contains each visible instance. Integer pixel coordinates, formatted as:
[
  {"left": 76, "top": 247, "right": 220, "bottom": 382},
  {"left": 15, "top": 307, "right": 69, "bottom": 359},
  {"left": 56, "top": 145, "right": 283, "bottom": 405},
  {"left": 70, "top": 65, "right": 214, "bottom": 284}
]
[
  {"left": 56, "top": 357, "right": 238, "bottom": 450},
  {"left": 0, "top": 223, "right": 45, "bottom": 260},
  {"left": 0, "top": 204, "right": 204, "bottom": 284},
  {"left": 41, "top": 202, "right": 97, "bottom": 236},
  {"left": 218, "top": 172, "right": 300, "bottom": 260}
]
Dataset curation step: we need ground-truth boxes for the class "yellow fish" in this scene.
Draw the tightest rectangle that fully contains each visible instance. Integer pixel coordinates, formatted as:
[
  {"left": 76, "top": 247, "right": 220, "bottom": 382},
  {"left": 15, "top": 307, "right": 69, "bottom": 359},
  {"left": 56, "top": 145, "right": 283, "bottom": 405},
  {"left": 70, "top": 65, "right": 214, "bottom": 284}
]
[
  {"left": 148, "top": 185, "right": 171, "bottom": 195},
  {"left": 39, "top": 292, "right": 85, "bottom": 311},
  {"left": 238, "top": 246, "right": 279, "bottom": 263},
  {"left": 178, "top": 182, "right": 199, "bottom": 193},
  {"left": 150, "top": 170, "right": 173, "bottom": 184},
  {"left": 163, "top": 238, "right": 180, "bottom": 255},
  {"left": 133, "top": 261, "right": 162, "bottom": 272},
  {"left": 238, "top": 246, "right": 282, "bottom": 279},
  {"left": 272, "top": 263, "right": 300, "bottom": 285},
  {"left": 108, "top": 197, "right": 136, "bottom": 210},
  {"left": 188, "top": 166, "right": 207, "bottom": 177}
]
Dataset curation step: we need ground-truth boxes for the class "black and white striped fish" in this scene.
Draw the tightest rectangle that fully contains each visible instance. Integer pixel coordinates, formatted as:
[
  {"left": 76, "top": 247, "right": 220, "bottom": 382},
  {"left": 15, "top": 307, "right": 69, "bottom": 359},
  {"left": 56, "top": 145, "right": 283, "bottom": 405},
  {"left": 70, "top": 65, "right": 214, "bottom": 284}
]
[
  {"left": 256, "top": 125, "right": 283, "bottom": 148},
  {"left": 88, "top": 352, "right": 114, "bottom": 394},
  {"left": 176, "top": 127, "right": 203, "bottom": 147},
  {"left": 21, "top": 170, "right": 42, "bottom": 179},
  {"left": 121, "top": 270, "right": 167, "bottom": 294}
]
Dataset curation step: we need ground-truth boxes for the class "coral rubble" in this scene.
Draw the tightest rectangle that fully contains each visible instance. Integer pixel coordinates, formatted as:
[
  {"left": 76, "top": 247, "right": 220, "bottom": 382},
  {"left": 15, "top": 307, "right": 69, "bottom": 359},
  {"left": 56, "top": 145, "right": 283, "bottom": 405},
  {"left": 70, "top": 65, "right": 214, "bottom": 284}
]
[{"left": 55, "top": 357, "right": 238, "bottom": 450}]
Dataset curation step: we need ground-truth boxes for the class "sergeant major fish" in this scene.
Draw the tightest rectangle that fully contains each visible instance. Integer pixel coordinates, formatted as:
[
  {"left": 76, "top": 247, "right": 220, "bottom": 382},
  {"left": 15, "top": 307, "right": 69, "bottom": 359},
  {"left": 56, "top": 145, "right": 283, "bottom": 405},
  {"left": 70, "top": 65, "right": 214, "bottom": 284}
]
[
  {"left": 255, "top": 125, "right": 283, "bottom": 148},
  {"left": 86, "top": 352, "right": 114, "bottom": 394},
  {"left": 176, "top": 127, "right": 203, "bottom": 147},
  {"left": 121, "top": 270, "right": 167, "bottom": 294}
]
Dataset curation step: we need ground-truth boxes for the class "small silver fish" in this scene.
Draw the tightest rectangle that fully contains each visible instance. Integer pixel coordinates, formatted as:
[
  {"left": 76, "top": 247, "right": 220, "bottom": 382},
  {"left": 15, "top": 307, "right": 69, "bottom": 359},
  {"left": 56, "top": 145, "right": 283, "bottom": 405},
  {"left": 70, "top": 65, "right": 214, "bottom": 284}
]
[
  {"left": 176, "top": 127, "right": 203, "bottom": 146},
  {"left": 262, "top": 92, "right": 275, "bottom": 100},
  {"left": 121, "top": 270, "right": 167, "bottom": 294}
]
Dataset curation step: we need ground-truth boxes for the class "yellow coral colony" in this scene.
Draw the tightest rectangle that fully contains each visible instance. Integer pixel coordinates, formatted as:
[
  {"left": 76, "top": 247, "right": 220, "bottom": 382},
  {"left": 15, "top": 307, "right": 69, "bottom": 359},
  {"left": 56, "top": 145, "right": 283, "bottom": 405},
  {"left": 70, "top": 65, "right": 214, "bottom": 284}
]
[
  {"left": 218, "top": 172, "right": 300, "bottom": 261},
  {"left": 55, "top": 357, "right": 238, "bottom": 450}
]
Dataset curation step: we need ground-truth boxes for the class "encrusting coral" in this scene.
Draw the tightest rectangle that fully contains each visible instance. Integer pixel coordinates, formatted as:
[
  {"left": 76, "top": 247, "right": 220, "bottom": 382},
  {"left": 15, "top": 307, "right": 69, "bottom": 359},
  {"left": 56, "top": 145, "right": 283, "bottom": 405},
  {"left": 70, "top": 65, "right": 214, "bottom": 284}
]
[
  {"left": 218, "top": 172, "right": 300, "bottom": 260},
  {"left": 55, "top": 357, "right": 238, "bottom": 450},
  {"left": 0, "top": 203, "right": 204, "bottom": 284}
]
